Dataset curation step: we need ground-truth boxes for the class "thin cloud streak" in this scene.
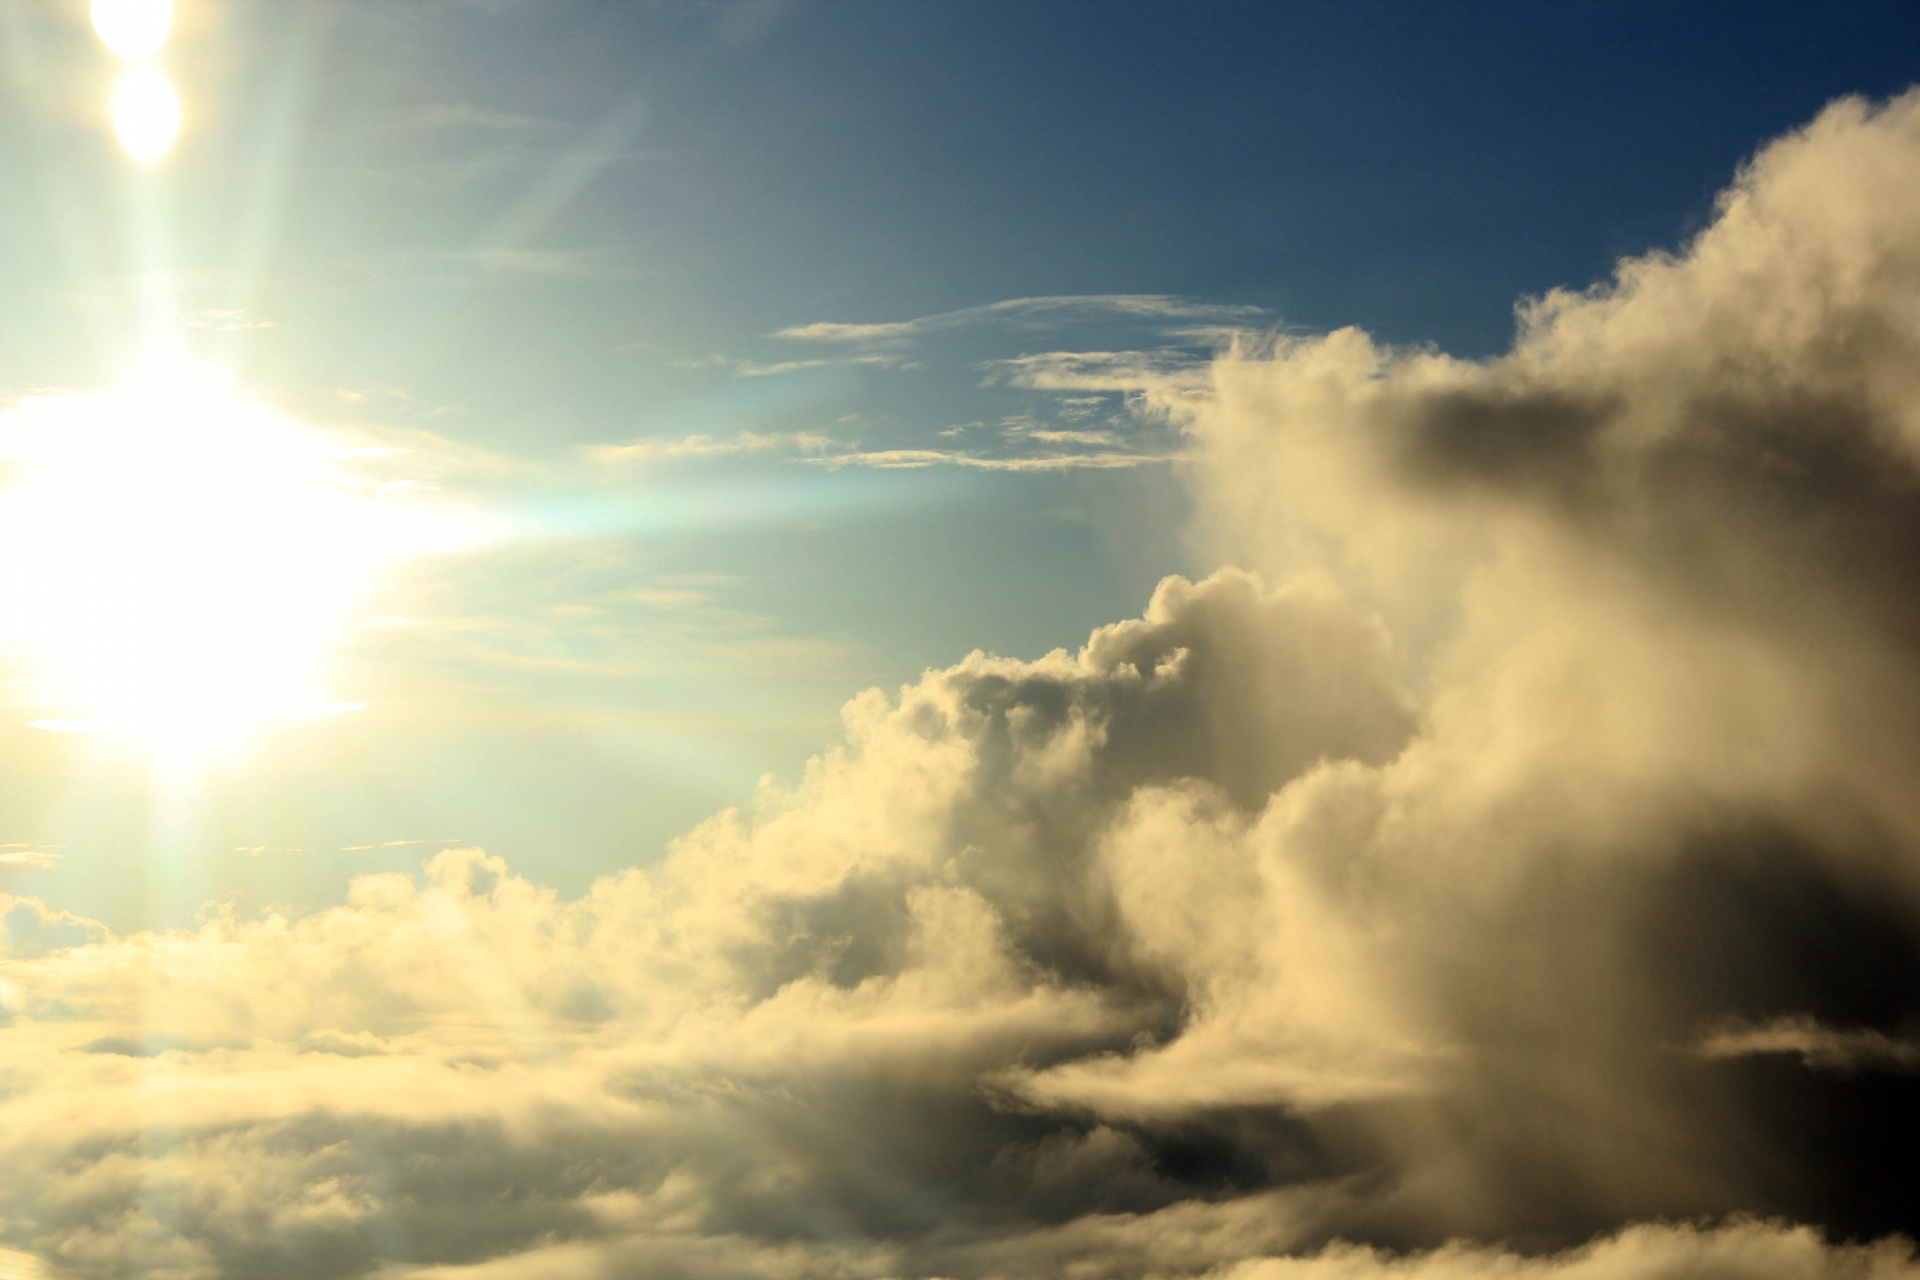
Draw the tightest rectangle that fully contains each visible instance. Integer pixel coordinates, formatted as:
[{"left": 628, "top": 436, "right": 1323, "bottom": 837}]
[
  {"left": 773, "top": 294, "right": 1267, "bottom": 345},
  {"left": 588, "top": 429, "right": 1184, "bottom": 471},
  {"left": 1697, "top": 1016, "right": 1920, "bottom": 1073}
]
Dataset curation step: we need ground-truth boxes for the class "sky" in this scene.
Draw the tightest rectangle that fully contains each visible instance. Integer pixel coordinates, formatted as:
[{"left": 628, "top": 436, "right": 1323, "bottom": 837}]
[{"left": 1, "top": 2, "right": 1919, "bottom": 1278}]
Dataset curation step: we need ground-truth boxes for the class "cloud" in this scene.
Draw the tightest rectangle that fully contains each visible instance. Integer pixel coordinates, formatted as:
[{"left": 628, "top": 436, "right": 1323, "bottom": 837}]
[
  {"left": 337, "top": 840, "right": 461, "bottom": 853},
  {"left": 1697, "top": 1016, "right": 1920, "bottom": 1073},
  {"left": 802, "top": 445, "right": 1186, "bottom": 471},
  {"left": 772, "top": 295, "right": 1266, "bottom": 346},
  {"left": 381, "top": 1215, "right": 1920, "bottom": 1280},
  {"left": 730, "top": 354, "right": 906, "bottom": 377},
  {"left": 0, "top": 894, "right": 106, "bottom": 958},
  {"left": 0, "top": 1249, "right": 48, "bottom": 1280},
  {"left": 586, "top": 430, "right": 840, "bottom": 465},
  {"left": 677, "top": 300, "right": 1228, "bottom": 468},
  {"left": 0, "top": 850, "right": 61, "bottom": 870},
  {"left": 588, "top": 428, "right": 1183, "bottom": 471},
  {"left": 984, "top": 347, "right": 1220, "bottom": 394},
  {"left": 0, "top": 572, "right": 1420, "bottom": 1274},
  {"left": 8, "top": 90, "right": 1920, "bottom": 1277},
  {"left": 183, "top": 309, "right": 274, "bottom": 332},
  {"left": 1207, "top": 1221, "right": 1920, "bottom": 1280}
]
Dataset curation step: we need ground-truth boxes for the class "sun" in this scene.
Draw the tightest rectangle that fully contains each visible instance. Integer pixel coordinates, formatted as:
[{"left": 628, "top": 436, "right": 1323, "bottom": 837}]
[
  {"left": 112, "top": 68, "right": 182, "bottom": 163},
  {"left": 91, "top": 0, "right": 174, "bottom": 61},
  {"left": 0, "top": 360, "right": 478, "bottom": 770}
]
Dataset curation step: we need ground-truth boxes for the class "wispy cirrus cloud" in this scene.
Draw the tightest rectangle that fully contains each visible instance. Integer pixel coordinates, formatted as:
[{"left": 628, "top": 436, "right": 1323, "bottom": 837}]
[
  {"left": 982, "top": 347, "right": 1218, "bottom": 394},
  {"left": 585, "top": 430, "right": 839, "bottom": 465},
  {"left": 804, "top": 445, "right": 1185, "bottom": 471},
  {"left": 588, "top": 428, "right": 1182, "bottom": 472},
  {"left": 668, "top": 352, "right": 911, "bottom": 377},
  {"left": 772, "top": 294, "right": 1267, "bottom": 346},
  {"left": 338, "top": 839, "right": 465, "bottom": 853}
]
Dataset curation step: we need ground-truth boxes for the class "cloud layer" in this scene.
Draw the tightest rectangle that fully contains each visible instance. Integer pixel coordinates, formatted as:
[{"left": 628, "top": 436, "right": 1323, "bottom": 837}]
[{"left": 6, "top": 91, "right": 1920, "bottom": 1277}]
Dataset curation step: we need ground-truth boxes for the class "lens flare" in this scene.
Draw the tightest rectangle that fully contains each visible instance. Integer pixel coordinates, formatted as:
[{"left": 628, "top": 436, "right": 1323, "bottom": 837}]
[
  {"left": 112, "top": 68, "right": 182, "bottom": 163},
  {"left": 90, "top": 0, "right": 174, "bottom": 60}
]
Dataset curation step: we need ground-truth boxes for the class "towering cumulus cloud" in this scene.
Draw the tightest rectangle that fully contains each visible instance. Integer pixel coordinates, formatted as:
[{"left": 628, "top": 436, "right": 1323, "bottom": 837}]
[{"left": 6, "top": 93, "right": 1920, "bottom": 1278}]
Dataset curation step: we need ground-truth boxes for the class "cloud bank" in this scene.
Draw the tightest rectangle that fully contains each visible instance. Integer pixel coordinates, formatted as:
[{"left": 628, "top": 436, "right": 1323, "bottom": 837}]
[{"left": 6, "top": 91, "right": 1920, "bottom": 1277}]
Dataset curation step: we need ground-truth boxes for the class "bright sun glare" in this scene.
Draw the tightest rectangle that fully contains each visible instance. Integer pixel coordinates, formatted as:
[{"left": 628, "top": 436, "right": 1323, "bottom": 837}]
[
  {"left": 93, "top": 0, "right": 180, "bottom": 162},
  {"left": 0, "top": 361, "right": 481, "bottom": 769},
  {"left": 111, "top": 67, "right": 181, "bottom": 163},
  {"left": 90, "top": 0, "right": 174, "bottom": 61}
]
